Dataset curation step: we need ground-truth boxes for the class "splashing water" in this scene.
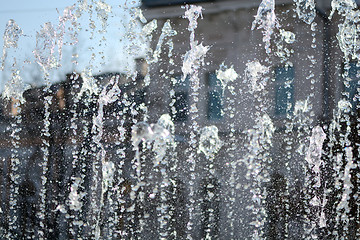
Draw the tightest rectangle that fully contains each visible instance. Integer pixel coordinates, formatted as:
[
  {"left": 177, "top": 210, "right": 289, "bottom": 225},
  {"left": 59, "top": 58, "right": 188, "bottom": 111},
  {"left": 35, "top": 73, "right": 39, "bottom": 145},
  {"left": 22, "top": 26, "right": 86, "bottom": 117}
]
[
  {"left": 1, "top": 19, "right": 22, "bottom": 71},
  {"left": 198, "top": 125, "right": 223, "bottom": 159},
  {"left": 252, "top": 0, "right": 278, "bottom": 54},
  {"left": 216, "top": 65, "right": 238, "bottom": 94},
  {"left": 245, "top": 60, "right": 269, "bottom": 93},
  {"left": 3, "top": 0, "right": 360, "bottom": 239},
  {"left": 305, "top": 126, "right": 326, "bottom": 188},
  {"left": 294, "top": 0, "right": 316, "bottom": 24}
]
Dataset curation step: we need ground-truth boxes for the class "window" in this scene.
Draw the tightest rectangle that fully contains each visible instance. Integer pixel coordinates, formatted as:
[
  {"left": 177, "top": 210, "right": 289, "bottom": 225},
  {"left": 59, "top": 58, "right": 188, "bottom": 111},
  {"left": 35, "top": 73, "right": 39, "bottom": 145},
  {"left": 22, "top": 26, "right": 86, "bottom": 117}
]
[
  {"left": 170, "top": 75, "right": 189, "bottom": 122},
  {"left": 207, "top": 72, "right": 223, "bottom": 120},
  {"left": 344, "top": 61, "right": 360, "bottom": 110},
  {"left": 274, "top": 66, "right": 294, "bottom": 116}
]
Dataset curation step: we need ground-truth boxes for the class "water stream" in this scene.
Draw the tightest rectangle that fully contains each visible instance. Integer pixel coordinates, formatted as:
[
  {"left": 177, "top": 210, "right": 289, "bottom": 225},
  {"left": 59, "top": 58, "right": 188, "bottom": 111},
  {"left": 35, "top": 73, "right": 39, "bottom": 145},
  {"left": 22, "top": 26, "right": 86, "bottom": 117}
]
[{"left": 1, "top": 0, "right": 360, "bottom": 239}]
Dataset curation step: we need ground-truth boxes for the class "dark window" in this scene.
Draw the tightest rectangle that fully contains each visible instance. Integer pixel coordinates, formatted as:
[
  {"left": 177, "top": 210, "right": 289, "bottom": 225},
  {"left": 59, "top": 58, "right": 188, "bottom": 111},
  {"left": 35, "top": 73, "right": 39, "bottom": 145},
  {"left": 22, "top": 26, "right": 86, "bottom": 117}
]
[
  {"left": 274, "top": 66, "right": 294, "bottom": 115},
  {"left": 344, "top": 61, "right": 360, "bottom": 110},
  {"left": 171, "top": 75, "right": 189, "bottom": 122},
  {"left": 207, "top": 72, "right": 223, "bottom": 120}
]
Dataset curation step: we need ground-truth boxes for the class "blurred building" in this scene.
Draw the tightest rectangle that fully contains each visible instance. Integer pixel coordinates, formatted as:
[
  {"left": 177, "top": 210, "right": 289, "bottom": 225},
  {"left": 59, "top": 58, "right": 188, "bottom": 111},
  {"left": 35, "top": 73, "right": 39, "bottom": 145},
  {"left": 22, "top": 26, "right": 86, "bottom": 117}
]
[
  {"left": 0, "top": 69, "right": 147, "bottom": 238},
  {"left": 140, "top": 0, "right": 360, "bottom": 239},
  {"left": 1, "top": 0, "right": 360, "bottom": 239}
]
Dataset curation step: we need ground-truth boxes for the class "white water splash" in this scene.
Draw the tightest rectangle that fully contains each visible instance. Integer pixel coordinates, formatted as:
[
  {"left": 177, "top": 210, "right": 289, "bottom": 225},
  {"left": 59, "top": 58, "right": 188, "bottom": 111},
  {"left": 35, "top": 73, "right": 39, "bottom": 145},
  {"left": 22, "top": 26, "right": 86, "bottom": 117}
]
[
  {"left": 244, "top": 114, "right": 275, "bottom": 239},
  {"left": 216, "top": 65, "right": 238, "bottom": 94},
  {"left": 294, "top": 98, "right": 311, "bottom": 116},
  {"left": 103, "top": 161, "right": 115, "bottom": 191},
  {"left": 336, "top": 147, "right": 355, "bottom": 227},
  {"left": 1, "top": 19, "right": 22, "bottom": 70},
  {"left": 33, "top": 5, "right": 78, "bottom": 74},
  {"left": 329, "top": 0, "right": 360, "bottom": 60},
  {"left": 181, "top": 43, "right": 209, "bottom": 81},
  {"left": 133, "top": 8, "right": 147, "bottom": 24},
  {"left": 306, "top": 126, "right": 326, "bottom": 188},
  {"left": 181, "top": 5, "right": 209, "bottom": 82},
  {"left": 294, "top": 0, "right": 316, "bottom": 24},
  {"left": 79, "top": 70, "right": 99, "bottom": 96},
  {"left": 152, "top": 20, "right": 177, "bottom": 64},
  {"left": 131, "top": 114, "right": 173, "bottom": 149},
  {"left": 280, "top": 29, "right": 296, "bottom": 44},
  {"left": 2, "top": 68, "right": 28, "bottom": 103},
  {"left": 329, "top": 0, "right": 357, "bottom": 19},
  {"left": 131, "top": 122, "right": 153, "bottom": 147},
  {"left": 69, "top": 177, "right": 85, "bottom": 212},
  {"left": 275, "top": 29, "right": 296, "bottom": 65},
  {"left": 338, "top": 16, "right": 360, "bottom": 61},
  {"left": 95, "top": 1, "right": 112, "bottom": 31},
  {"left": 142, "top": 19, "right": 157, "bottom": 36},
  {"left": 57, "top": 5, "right": 78, "bottom": 61},
  {"left": 151, "top": 120, "right": 173, "bottom": 162},
  {"left": 34, "top": 22, "right": 58, "bottom": 71},
  {"left": 337, "top": 99, "right": 352, "bottom": 113},
  {"left": 184, "top": 5, "right": 203, "bottom": 35},
  {"left": 198, "top": 125, "right": 223, "bottom": 159},
  {"left": 157, "top": 113, "right": 175, "bottom": 135},
  {"left": 293, "top": 98, "right": 312, "bottom": 155},
  {"left": 251, "top": 0, "right": 278, "bottom": 54},
  {"left": 245, "top": 60, "right": 269, "bottom": 93},
  {"left": 305, "top": 126, "right": 326, "bottom": 236}
]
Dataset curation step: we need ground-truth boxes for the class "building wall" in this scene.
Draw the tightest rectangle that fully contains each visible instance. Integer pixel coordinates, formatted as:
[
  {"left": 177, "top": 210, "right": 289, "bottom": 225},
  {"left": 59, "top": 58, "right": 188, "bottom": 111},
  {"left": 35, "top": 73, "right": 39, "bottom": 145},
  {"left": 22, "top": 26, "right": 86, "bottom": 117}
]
[
  {"left": 142, "top": 1, "right": 340, "bottom": 238},
  {"left": 144, "top": 2, "right": 326, "bottom": 129},
  {"left": 0, "top": 0, "right": 353, "bottom": 238}
]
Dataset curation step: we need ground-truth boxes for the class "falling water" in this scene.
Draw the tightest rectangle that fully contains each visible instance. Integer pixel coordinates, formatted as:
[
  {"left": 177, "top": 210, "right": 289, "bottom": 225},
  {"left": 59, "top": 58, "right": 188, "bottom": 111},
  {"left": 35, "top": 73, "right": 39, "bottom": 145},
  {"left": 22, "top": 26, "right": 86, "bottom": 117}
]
[{"left": 2, "top": 0, "right": 360, "bottom": 239}]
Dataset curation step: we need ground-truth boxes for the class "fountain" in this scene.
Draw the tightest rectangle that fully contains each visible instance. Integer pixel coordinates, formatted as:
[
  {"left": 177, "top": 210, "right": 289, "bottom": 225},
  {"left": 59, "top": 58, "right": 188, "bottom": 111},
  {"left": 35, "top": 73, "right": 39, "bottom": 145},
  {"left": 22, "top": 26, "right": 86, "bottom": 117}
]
[{"left": 1, "top": 0, "right": 360, "bottom": 239}]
